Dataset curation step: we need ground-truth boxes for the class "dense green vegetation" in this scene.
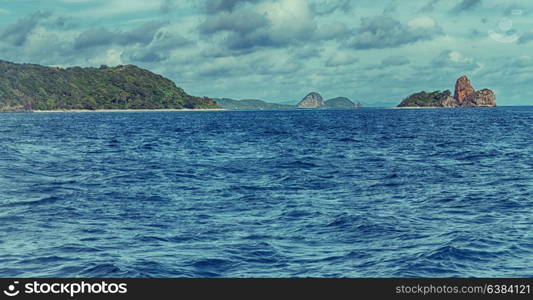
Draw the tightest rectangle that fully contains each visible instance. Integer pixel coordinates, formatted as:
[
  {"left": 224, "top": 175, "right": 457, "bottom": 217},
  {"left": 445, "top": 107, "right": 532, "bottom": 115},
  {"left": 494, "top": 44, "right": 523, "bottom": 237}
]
[
  {"left": 398, "top": 90, "right": 451, "bottom": 107},
  {"left": 0, "top": 60, "right": 218, "bottom": 111},
  {"left": 324, "top": 97, "right": 362, "bottom": 109}
]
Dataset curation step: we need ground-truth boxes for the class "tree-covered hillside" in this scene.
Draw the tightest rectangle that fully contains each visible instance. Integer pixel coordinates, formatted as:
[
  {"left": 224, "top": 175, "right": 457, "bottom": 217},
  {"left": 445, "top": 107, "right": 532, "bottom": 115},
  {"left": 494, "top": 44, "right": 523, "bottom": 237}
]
[
  {"left": 0, "top": 60, "right": 218, "bottom": 111},
  {"left": 324, "top": 97, "right": 362, "bottom": 109},
  {"left": 398, "top": 90, "right": 452, "bottom": 107}
]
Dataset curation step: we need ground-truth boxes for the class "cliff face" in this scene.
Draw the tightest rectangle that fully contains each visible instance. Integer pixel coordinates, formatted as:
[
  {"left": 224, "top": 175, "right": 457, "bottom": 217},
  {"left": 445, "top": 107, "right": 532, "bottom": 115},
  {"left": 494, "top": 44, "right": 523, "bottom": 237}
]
[
  {"left": 454, "top": 76, "right": 476, "bottom": 102},
  {"left": 398, "top": 76, "right": 496, "bottom": 108},
  {"left": 468, "top": 89, "right": 496, "bottom": 107},
  {"left": 443, "top": 76, "right": 496, "bottom": 107},
  {"left": 0, "top": 60, "right": 218, "bottom": 111},
  {"left": 446, "top": 76, "right": 496, "bottom": 107},
  {"left": 297, "top": 92, "right": 324, "bottom": 108}
]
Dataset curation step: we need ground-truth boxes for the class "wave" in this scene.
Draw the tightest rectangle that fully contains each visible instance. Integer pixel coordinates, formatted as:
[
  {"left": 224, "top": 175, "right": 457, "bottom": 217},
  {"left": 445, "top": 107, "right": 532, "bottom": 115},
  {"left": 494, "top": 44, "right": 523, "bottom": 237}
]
[{"left": 3, "top": 196, "right": 63, "bottom": 207}]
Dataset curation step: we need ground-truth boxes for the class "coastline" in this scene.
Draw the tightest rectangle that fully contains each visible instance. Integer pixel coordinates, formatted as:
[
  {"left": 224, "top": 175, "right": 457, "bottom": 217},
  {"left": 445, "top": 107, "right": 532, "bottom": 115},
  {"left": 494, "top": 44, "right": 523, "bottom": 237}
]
[
  {"left": 390, "top": 105, "right": 498, "bottom": 109},
  {"left": 389, "top": 106, "right": 446, "bottom": 109},
  {"left": 30, "top": 108, "right": 226, "bottom": 113}
]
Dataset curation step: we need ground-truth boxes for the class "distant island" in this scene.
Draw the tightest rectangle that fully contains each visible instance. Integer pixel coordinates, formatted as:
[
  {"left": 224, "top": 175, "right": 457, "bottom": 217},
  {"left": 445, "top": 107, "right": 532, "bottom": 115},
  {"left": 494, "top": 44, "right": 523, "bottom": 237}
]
[
  {"left": 322, "top": 97, "right": 363, "bottom": 109},
  {"left": 214, "top": 98, "right": 294, "bottom": 110},
  {"left": 0, "top": 60, "right": 218, "bottom": 111},
  {"left": 215, "top": 92, "right": 362, "bottom": 110},
  {"left": 398, "top": 76, "right": 496, "bottom": 108},
  {"left": 296, "top": 92, "right": 362, "bottom": 109}
]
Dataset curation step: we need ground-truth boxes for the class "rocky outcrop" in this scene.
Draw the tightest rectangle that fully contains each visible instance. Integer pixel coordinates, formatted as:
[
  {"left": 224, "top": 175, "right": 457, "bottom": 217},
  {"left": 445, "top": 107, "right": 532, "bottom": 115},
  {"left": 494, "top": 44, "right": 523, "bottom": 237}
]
[
  {"left": 297, "top": 92, "right": 324, "bottom": 108},
  {"left": 454, "top": 76, "right": 476, "bottom": 102},
  {"left": 439, "top": 95, "right": 457, "bottom": 107},
  {"left": 448, "top": 76, "right": 496, "bottom": 107},
  {"left": 398, "top": 76, "right": 496, "bottom": 108},
  {"left": 467, "top": 89, "right": 496, "bottom": 107}
]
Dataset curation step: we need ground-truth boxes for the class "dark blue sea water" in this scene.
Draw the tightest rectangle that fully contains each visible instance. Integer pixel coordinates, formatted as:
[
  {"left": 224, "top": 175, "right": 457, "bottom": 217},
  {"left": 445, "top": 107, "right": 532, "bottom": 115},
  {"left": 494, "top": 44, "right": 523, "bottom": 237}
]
[{"left": 0, "top": 107, "right": 532, "bottom": 277}]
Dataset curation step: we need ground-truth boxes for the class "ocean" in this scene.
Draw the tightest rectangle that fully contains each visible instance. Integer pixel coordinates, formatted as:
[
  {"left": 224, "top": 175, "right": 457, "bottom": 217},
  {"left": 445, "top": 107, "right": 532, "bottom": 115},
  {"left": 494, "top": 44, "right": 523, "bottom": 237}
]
[{"left": 0, "top": 107, "right": 531, "bottom": 277}]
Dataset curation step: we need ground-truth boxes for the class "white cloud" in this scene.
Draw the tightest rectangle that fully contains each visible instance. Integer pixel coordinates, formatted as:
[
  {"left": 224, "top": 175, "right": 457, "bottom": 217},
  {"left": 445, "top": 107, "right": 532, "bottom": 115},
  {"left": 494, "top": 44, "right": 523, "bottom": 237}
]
[
  {"left": 256, "top": 0, "right": 316, "bottom": 43},
  {"left": 325, "top": 51, "right": 358, "bottom": 67},
  {"left": 87, "top": 48, "right": 124, "bottom": 66}
]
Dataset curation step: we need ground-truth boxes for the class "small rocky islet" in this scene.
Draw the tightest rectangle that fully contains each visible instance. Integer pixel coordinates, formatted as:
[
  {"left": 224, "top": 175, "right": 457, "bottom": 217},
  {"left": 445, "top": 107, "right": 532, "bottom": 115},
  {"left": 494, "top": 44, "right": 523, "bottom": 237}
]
[
  {"left": 296, "top": 92, "right": 325, "bottom": 108},
  {"left": 397, "top": 76, "right": 496, "bottom": 108}
]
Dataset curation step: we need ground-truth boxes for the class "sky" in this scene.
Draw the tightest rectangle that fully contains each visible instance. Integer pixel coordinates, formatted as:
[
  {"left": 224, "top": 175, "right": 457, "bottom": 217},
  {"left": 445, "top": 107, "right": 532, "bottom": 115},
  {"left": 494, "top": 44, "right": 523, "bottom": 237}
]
[{"left": 1, "top": 0, "right": 532, "bottom": 105}]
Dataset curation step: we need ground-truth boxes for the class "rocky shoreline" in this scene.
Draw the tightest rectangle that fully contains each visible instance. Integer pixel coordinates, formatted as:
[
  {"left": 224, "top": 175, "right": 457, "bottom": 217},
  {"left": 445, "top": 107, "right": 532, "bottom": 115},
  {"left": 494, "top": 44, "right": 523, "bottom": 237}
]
[{"left": 398, "top": 76, "right": 496, "bottom": 108}]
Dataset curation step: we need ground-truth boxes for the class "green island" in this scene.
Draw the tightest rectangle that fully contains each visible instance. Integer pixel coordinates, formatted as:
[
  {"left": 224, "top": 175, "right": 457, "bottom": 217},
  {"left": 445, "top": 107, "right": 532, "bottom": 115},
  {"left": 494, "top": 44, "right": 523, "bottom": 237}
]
[
  {"left": 397, "top": 76, "right": 496, "bottom": 108},
  {"left": 397, "top": 90, "right": 452, "bottom": 107},
  {"left": 0, "top": 60, "right": 218, "bottom": 111}
]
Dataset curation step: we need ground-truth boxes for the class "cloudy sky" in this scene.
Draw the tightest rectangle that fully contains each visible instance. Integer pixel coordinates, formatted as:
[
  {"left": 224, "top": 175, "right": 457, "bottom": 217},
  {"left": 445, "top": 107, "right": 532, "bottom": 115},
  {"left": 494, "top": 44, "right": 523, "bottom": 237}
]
[{"left": 1, "top": 0, "right": 532, "bottom": 105}]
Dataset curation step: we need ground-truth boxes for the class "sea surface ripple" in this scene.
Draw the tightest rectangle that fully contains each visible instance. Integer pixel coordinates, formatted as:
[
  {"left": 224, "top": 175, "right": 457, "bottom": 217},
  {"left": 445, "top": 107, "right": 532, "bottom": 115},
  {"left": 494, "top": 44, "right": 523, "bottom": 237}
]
[{"left": 0, "top": 107, "right": 532, "bottom": 277}]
